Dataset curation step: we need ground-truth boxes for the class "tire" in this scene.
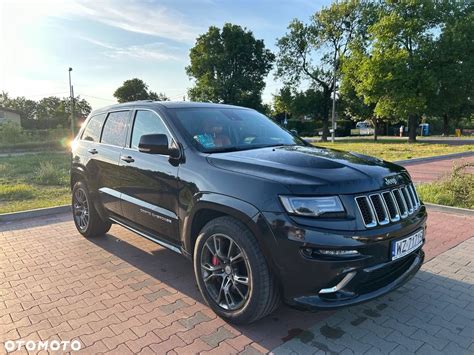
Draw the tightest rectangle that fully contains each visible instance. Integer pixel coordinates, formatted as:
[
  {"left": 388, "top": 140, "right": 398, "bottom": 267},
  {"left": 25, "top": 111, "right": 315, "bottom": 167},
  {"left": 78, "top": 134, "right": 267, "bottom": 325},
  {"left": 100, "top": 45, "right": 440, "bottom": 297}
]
[
  {"left": 72, "top": 181, "right": 111, "bottom": 238},
  {"left": 193, "top": 216, "right": 280, "bottom": 324}
]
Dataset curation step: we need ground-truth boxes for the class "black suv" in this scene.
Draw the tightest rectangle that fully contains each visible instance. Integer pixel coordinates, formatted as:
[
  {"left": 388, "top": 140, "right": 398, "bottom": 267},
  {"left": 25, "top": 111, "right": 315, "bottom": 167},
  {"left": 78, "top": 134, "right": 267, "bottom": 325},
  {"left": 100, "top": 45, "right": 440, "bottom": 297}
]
[{"left": 71, "top": 101, "right": 426, "bottom": 324}]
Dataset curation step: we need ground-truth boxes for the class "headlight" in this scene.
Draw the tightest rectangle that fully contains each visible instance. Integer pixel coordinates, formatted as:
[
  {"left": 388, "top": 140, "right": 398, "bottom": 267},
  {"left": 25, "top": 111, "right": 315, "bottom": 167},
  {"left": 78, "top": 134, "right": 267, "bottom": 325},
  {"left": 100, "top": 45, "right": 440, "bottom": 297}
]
[{"left": 279, "top": 196, "right": 344, "bottom": 217}]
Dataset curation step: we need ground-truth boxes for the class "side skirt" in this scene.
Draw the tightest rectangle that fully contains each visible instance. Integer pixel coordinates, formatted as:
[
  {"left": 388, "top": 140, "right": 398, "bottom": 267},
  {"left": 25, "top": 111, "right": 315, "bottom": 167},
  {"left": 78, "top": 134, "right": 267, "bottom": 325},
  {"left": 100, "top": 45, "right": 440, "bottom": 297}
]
[{"left": 109, "top": 217, "right": 182, "bottom": 255}]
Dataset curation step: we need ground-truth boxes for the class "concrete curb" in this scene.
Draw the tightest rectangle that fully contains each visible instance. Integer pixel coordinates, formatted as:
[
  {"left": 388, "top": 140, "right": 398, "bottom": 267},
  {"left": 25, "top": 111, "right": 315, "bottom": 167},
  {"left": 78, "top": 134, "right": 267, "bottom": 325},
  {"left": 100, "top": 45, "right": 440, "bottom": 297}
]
[
  {"left": 425, "top": 203, "right": 474, "bottom": 217},
  {"left": 394, "top": 151, "right": 474, "bottom": 165},
  {"left": 0, "top": 205, "right": 71, "bottom": 222}
]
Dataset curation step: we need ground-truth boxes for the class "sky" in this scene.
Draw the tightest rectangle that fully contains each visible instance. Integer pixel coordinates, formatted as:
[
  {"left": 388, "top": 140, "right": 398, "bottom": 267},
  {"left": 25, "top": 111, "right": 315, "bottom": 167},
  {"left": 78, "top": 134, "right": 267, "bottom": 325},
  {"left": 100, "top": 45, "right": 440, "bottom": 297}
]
[{"left": 0, "top": 0, "right": 329, "bottom": 109}]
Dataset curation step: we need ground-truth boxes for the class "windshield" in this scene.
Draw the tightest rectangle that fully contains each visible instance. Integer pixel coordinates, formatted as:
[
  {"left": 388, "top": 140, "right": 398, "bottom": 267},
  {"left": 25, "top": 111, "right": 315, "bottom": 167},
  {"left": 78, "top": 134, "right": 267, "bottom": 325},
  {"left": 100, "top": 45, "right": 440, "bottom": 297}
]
[{"left": 169, "top": 107, "right": 305, "bottom": 153}]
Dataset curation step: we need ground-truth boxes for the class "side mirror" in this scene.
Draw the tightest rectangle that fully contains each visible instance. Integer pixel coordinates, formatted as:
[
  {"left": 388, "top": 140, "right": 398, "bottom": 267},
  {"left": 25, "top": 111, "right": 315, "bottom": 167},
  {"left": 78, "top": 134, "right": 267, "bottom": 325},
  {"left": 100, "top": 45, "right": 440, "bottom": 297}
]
[{"left": 138, "top": 134, "right": 180, "bottom": 158}]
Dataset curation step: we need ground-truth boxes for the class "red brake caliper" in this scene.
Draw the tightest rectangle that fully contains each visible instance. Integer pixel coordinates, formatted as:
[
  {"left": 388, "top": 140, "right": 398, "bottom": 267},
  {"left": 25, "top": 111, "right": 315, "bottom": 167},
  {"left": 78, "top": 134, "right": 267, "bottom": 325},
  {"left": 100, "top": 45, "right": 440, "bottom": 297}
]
[{"left": 212, "top": 255, "right": 220, "bottom": 266}]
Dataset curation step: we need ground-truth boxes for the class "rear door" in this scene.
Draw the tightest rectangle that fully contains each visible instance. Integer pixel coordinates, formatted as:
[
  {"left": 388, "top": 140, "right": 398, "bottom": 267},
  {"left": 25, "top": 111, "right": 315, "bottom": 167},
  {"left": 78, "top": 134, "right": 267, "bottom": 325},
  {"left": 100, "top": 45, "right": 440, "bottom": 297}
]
[
  {"left": 94, "top": 110, "right": 131, "bottom": 217},
  {"left": 119, "top": 109, "right": 180, "bottom": 243}
]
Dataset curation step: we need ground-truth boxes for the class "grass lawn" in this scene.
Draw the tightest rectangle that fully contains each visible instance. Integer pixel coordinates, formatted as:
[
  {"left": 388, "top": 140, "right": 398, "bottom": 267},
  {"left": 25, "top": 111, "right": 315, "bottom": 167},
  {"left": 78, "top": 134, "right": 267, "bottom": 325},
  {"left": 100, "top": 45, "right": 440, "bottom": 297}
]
[
  {"left": 1, "top": 139, "right": 473, "bottom": 213},
  {"left": 416, "top": 163, "right": 473, "bottom": 209},
  {"left": 313, "top": 139, "right": 473, "bottom": 162},
  {"left": 0, "top": 152, "right": 71, "bottom": 214}
]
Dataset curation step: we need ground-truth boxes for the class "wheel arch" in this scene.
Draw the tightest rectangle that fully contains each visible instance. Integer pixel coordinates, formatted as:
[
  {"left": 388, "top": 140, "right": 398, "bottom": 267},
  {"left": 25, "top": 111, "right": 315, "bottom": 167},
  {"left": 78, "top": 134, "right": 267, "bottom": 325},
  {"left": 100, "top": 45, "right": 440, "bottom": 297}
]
[
  {"left": 70, "top": 165, "right": 88, "bottom": 190},
  {"left": 182, "top": 193, "right": 266, "bottom": 259}
]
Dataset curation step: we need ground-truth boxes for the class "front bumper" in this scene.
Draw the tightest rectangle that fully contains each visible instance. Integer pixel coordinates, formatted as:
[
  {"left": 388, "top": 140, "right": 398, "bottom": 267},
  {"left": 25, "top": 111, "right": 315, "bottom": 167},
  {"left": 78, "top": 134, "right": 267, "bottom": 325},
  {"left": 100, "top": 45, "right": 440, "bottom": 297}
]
[{"left": 261, "top": 205, "right": 427, "bottom": 310}]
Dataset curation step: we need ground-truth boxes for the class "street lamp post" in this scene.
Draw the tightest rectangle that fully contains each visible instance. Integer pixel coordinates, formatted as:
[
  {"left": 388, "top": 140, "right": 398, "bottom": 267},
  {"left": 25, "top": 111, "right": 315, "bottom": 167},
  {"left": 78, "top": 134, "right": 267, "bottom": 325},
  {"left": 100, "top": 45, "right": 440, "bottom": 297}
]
[{"left": 68, "top": 68, "right": 76, "bottom": 136}]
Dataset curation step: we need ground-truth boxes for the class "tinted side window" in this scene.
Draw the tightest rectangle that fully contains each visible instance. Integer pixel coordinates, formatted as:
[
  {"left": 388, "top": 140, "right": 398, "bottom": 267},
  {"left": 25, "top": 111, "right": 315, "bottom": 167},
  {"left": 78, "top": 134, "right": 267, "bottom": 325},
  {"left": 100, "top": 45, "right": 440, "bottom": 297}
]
[
  {"left": 81, "top": 113, "right": 106, "bottom": 142},
  {"left": 131, "top": 110, "right": 169, "bottom": 150},
  {"left": 101, "top": 111, "right": 129, "bottom": 147}
]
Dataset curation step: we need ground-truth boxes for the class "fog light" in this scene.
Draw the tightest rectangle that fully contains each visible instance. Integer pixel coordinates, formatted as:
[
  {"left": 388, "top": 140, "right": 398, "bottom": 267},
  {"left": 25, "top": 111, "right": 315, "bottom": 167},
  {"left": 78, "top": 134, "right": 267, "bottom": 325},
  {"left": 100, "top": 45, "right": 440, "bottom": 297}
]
[
  {"left": 301, "top": 247, "right": 360, "bottom": 258},
  {"left": 318, "top": 249, "right": 359, "bottom": 256}
]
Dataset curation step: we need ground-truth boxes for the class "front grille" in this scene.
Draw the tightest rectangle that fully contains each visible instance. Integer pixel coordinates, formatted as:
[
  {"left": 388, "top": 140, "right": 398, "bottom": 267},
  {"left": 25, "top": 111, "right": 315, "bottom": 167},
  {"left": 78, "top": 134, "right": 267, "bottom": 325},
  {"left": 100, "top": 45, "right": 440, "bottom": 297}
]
[{"left": 355, "top": 184, "right": 421, "bottom": 228}]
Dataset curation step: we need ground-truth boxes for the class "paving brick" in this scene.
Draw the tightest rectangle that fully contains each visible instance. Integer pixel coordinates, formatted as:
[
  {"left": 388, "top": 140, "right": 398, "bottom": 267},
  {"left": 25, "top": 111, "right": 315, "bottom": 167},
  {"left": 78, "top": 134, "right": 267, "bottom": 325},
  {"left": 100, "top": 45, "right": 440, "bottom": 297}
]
[
  {"left": 159, "top": 299, "right": 188, "bottom": 316},
  {"left": 126, "top": 331, "right": 163, "bottom": 353},
  {"left": 144, "top": 288, "right": 172, "bottom": 302},
  {"left": 149, "top": 335, "right": 186, "bottom": 354},
  {"left": 178, "top": 311, "right": 211, "bottom": 330},
  {"left": 1, "top": 207, "right": 472, "bottom": 355},
  {"left": 174, "top": 338, "right": 213, "bottom": 354},
  {"left": 201, "top": 327, "right": 236, "bottom": 348}
]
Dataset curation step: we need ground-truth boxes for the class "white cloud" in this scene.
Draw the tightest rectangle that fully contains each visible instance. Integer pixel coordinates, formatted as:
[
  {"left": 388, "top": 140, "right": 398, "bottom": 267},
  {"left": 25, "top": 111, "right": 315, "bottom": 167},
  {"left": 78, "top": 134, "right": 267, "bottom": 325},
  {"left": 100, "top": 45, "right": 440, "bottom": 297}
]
[
  {"left": 1, "top": 0, "right": 201, "bottom": 43},
  {"left": 77, "top": 36, "right": 182, "bottom": 61},
  {"left": 72, "top": 0, "right": 201, "bottom": 43}
]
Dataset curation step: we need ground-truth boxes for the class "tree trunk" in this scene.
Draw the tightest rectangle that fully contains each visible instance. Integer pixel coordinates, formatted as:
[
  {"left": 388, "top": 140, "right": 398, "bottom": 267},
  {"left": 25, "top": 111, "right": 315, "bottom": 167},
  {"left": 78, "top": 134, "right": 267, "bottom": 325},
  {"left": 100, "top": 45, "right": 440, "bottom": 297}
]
[
  {"left": 321, "top": 119, "right": 329, "bottom": 142},
  {"left": 320, "top": 89, "right": 331, "bottom": 142},
  {"left": 443, "top": 113, "right": 449, "bottom": 136},
  {"left": 408, "top": 114, "right": 418, "bottom": 143},
  {"left": 373, "top": 119, "right": 378, "bottom": 141}
]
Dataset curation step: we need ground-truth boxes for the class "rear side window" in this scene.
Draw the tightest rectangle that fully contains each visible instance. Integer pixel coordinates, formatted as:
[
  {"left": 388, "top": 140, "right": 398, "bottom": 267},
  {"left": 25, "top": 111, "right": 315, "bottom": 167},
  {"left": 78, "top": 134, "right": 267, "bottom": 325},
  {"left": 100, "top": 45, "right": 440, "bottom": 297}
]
[
  {"left": 101, "top": 111, "right": 129, "bottom": 147},
  {"left": 131, "top": 110, "right": 170, "bottom": 150},
  {"left": 81, "top": 113, "right": 106, "bottom": 142}
]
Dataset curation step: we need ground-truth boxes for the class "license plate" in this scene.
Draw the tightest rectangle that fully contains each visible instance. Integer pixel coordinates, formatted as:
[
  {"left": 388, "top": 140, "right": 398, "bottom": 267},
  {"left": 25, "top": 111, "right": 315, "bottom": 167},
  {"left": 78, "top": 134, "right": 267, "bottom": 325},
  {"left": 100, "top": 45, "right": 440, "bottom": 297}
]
[{"left": 391, "top": 229, "right": 424, "bottom": 260}]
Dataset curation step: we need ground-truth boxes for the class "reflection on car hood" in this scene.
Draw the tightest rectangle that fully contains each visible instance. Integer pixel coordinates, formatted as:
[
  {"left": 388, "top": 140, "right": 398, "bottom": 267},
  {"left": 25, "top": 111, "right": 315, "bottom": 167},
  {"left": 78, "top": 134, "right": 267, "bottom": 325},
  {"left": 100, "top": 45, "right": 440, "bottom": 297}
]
[{"left": 207, "top": 145, "right": 408, "bottom": 194}]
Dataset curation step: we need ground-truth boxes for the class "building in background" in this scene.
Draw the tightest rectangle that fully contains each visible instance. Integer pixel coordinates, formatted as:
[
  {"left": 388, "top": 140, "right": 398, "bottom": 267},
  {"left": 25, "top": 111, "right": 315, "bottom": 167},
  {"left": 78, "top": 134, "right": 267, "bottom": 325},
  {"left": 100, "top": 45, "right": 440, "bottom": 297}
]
[{"left": 0, "top": 107, "right": 21, "bottom": 125}]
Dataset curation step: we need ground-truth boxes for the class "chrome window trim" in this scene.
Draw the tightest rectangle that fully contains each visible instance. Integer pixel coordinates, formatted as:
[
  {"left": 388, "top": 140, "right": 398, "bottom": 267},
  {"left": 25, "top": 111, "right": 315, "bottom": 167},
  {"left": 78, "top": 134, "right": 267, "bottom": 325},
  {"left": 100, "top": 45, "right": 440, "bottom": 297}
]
[{"left": 129, "top": 108, "right": 178, "bottom": 152}]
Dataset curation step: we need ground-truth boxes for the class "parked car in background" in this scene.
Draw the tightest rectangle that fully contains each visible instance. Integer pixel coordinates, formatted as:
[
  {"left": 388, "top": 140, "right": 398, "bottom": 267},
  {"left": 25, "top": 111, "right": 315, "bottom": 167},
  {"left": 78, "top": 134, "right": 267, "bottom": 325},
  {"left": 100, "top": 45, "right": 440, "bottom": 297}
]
[
  {"left": 352, "top": 121, "right": 375, "bottom": 136},
  {"left": 71, "top": 101, "right": 427, "bottom": 324}
]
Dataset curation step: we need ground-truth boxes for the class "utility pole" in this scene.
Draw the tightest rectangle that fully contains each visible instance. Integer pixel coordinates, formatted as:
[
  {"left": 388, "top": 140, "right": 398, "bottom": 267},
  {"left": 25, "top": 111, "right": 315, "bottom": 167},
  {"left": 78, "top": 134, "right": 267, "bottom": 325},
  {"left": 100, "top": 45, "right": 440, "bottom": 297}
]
[
  {"left": 68, "top": 68, "right": 75, "bottom": 136},
  {"left": 331, "top": 63, "right": 337, "bottom": 143}
]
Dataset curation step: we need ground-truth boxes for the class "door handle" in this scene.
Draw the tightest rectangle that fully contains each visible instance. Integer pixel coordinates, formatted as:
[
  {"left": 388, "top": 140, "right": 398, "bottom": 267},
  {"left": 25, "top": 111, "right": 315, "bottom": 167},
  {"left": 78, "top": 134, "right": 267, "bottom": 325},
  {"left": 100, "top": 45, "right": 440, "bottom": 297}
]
[
  {"left": 88, "top": 148, "right": 98, "bottom": 154},
  {"left": 121, "top": 155, "right": 135, "bottom": 163}
]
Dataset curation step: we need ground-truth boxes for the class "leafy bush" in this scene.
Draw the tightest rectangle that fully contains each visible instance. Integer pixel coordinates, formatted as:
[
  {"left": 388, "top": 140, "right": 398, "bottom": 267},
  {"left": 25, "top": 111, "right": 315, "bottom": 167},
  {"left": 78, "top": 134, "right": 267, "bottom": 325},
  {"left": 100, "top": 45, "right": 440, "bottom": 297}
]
[
  {"left": 0, "top": 184, "right": 34, "bottom": 200},
  {"left": 286, "top": 119, "right": 321, "bottom": 136},
  {"left": 0, "top": 121, "right": 27, "bottom": 144},
  {"left": 35, "top": 161, "right": 66, "bottom": 185},
  {"left": 417, "top": 163, "right": 474, "bottom": 209}
]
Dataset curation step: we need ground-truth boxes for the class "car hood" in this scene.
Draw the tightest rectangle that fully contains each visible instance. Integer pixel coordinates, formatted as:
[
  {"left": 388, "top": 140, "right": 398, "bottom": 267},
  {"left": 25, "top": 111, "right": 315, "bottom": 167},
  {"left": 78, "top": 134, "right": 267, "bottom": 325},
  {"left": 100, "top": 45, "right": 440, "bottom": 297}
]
[{"left": 207, "top": 145, "right": 409, "bottom": 195}]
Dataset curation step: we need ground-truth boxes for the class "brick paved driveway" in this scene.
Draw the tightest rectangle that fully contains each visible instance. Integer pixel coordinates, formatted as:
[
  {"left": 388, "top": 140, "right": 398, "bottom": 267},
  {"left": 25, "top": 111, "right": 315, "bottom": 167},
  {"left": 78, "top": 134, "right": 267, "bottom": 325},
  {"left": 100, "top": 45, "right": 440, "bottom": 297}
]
[
  {"left": 0, "top": 207, "right": 472, "bottom": 354},
  {"left": 403, "top": 155, "right": 474, "bottom": 183}
]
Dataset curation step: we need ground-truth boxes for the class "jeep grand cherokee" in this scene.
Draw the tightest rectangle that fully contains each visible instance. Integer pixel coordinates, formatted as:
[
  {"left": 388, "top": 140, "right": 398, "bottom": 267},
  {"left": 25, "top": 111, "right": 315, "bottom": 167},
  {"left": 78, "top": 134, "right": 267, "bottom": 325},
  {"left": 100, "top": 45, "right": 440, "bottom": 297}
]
[{"left": 71, "top": 101, "right": 426, "bottom": 324}]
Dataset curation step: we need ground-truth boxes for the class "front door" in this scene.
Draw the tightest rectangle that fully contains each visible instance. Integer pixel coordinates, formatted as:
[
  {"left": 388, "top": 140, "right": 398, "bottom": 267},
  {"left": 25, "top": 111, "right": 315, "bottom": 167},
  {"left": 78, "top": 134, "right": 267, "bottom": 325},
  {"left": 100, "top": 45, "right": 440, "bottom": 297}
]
[{"left": 119, "top": 109, "right": 180, "bottom": 243}]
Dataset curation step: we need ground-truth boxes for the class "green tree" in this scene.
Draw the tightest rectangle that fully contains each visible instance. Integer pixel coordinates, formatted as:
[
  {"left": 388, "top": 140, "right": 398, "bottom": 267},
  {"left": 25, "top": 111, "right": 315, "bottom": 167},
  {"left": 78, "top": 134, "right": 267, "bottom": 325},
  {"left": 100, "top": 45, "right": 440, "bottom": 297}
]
[
  {"left": 36, "top": 96, "right": 65, "bottom": 128},
  {"left": 272, "top": 87, "right": 293, "bottom": 117},
  {"left": 10, "top": 97, "right": 37, "bottom": 122},
  {"left": 149, "top": 91, "right": 170, "bottom": 101},
  {"left": 276, "top": 0, "right": 362, "bottom": 141},
  {"left": 113, "top": 78, "right": 166, "bottom": 103},
  {"left": 428, "top": 2, "right": 474, "bottom": 135},
  {"left": 186, "top": 23, "right": 275, "bottom": 110},
  {"left": 343, "top": 1, "right": 445, "bottom": 142}
]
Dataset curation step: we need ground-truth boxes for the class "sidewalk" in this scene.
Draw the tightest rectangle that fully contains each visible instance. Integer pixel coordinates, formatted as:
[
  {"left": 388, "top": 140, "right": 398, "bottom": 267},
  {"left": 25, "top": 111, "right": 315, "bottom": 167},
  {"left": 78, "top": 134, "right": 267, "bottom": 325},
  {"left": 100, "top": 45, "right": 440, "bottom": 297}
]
[
  {"left": 0, "top": 205, "right": 472, "bottom": 354},
  {"left": 403, "top": 155, "right": 473, "bottom": 183}
]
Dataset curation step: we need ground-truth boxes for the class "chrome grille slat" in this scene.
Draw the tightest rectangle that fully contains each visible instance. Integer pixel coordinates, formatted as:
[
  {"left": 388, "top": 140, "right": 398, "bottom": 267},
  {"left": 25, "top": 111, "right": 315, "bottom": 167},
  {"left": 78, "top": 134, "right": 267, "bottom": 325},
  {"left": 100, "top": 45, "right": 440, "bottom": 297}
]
[
  {"left": 408, "top": 184, "right": 420, "bottom": 209},
  {"left": 402, "top": 187, "right": 414, "bottom": 214},
  {"left": 382, "top": 191, "right": 400, "bottom": 222},
  {"left": 369, "top": 194, "right": 390, "bottom": 225},
  {"left": 355, "top": 196, "right": 377, "bottom": 228},
  {"left": 355, "top": 184, "right": 420, "bottom": 228},
  {"left": 393, "top": 189, "right": 408, "bottom": 218}
]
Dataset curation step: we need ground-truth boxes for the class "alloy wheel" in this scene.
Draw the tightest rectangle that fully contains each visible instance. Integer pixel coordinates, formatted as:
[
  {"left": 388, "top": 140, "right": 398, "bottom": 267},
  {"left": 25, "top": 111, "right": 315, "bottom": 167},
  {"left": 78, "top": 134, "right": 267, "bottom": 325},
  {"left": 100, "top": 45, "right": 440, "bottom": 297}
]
[
  {"left": 200, "top": 233, "right": 251, "bottom": 310},
  {"left": 73, "top": 188, "right": 90, "bottom": 231}
]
